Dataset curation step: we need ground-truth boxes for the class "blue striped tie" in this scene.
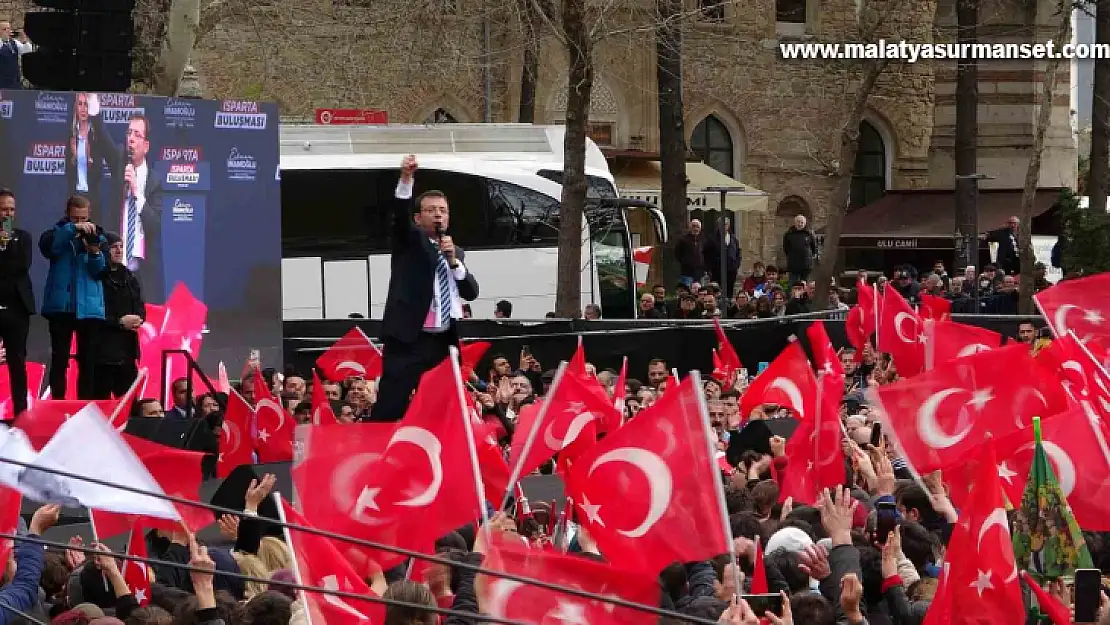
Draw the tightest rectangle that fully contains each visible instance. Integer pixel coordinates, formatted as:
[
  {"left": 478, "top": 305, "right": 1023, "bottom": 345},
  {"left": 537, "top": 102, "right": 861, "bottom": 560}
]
[
  {"left": 125, "top": 195, "right": 138, "bottom": 264},
  {"left": 436, "top": 253, "right": 453, "bottom": 326}
]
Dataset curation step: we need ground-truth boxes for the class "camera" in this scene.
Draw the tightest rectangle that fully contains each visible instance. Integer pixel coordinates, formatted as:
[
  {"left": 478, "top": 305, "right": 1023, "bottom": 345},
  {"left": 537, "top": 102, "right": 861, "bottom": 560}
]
[{"left": 79, "top": 225, "right": 105, "bottom": 248}]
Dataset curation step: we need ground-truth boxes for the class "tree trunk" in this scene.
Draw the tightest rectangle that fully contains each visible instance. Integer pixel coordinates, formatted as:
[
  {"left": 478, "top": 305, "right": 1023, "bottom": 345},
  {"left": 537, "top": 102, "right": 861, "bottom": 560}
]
[
  {"left": 953, "top": 0, "right": 979, "bottom": 273},
  {"left": 151, "top": 0, "right": 202, "bottom": 96},
  {"left": 655, "top": 0, "right": 688, "bottom": 291},
  {"left": 517, "top": 0, "right": 539, "bottom": 123},
  {"left": 1018, "top": 6, "right": 1070, "bottom": 313},
  {"left": 812, "top": 60, "right": 888, "bottom": 307},
  {"left": 1090, "top": 0, "right": 1110, "bottom": 213},
  {"left": 555, "top": 0, "right": 592, "bottom": 317}
]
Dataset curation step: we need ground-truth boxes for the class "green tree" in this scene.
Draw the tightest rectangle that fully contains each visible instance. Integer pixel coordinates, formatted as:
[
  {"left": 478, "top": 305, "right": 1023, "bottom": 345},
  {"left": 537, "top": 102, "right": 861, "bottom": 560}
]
[{"left": 1057, "top": 188, "right": 1110, "bottom": 276}]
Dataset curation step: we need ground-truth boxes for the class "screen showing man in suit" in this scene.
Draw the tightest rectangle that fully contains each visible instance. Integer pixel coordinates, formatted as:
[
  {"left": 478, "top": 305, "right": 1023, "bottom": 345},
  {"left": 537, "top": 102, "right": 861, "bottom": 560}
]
[{"left": 369, "top": 154, "right": 480, "bottom": 422}]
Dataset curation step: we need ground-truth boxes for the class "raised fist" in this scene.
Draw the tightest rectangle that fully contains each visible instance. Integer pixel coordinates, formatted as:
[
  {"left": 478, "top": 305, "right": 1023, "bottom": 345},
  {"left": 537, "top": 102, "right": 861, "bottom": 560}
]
[{"left": 400, "top": 154, "right": 418, "bottom": 179}]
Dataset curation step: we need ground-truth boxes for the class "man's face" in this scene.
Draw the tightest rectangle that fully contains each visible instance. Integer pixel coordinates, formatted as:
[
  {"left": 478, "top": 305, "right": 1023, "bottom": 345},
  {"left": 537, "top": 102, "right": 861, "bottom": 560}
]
[
  {"left": 647, "top": 363, "right": 668, "bottom": 387},
  {"left": 109, "top": 241, "right": 124, "bottom": 264},
  {"left": 640, "top": 295, "right": 655, "bottom": 311},
  {"left": 791, "top": 285, "right": 805, "bottom": 299},
  {"left": 734, "top": 292, "right": 749, "bottom": 307},
  {"left": 323, "top": 383, "right": 341, "bottom": 401},
  {"left": 583, "top": 305, "right": 600, "bottom": 320},
  {"left": 1008, "top": 217, "right": 1019, "bottom": 231},
  {"left": 1018, "top": 323, "right": 1036, "bottom": 343},
  {"left": 67, "top": 204, "right": 90, "bottom": 224},
  {"left": 722, "top": 396, "right": 739, "bottom": 426},
  {"left": 0, "top": 194, "right": 13, "bottom": 222},
  {"left": 172, "top": 381, "right": 188, "bottom": 409},
  {"left": 126, "top": 118, "right": 149, "bottom": 163},
  {"left": 933, "top": 263, "right": 945, "bottom": 275},
  {"left": 680, "top": 297, "right": 696, "bottom": 311},
  {"left": 841, "top": 352, "right": 858, "bottom": 374},
  {"left": 415, "top": 195, "right": 449, "bottom": 234},
  {"left": 1001, "top": 276, "right": 1016, "bottom": 292},
  {"left": 652, "top": 286, "right": 665, "bottom": 301},
  {"left": 510, "top": 375, "right": 531, "bottom": 397},
  {"left": 0, "top": 22, "right": 10, "bottom": 41},
  {"left": 794, "top": 215, "right": 806, "bottom": 229},
  {"left": 707, "top": 401, "right": 725, "bottom": 430},
  {"left": 765, "top": 269, "right": 778, "bottom": 282},
  {"left": 700, "top": 293, "right": 716, "bottom": 310},
  {"left": 689, "top": 220, "right": 701, "bottom": 236},
  {"left": 492, "top": 358, "right": 511, "bottom": 377},
  {"left": 284, "top": 376, "right": 306, "bottom": 399},
  {"left": 141, "top": 401, "right": 164, "bottom": 418}
]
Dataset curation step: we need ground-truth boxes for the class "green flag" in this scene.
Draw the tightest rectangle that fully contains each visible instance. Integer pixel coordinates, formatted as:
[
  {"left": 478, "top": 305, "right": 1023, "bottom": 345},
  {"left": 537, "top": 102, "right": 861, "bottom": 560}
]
[{"left": 1011, "top": 417, "right": 1094, "bottom": 583}]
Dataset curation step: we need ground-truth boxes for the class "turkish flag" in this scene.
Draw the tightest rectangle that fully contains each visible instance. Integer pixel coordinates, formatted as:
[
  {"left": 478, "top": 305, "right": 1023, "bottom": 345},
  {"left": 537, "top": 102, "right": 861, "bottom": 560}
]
[
  {"left": 17, "top": 399, "right": 120, "bottom": 449},
  {"left": 480, "top": 536, "right": 659, "bottom": 625},
  {"left": 751, "top": 536, "right": 769, "bottom": 594},
  {"left": 806, "top": 320, "right": 843, "bottom": 379},
  {"left": 459, "top": 340, "right": 491, "bottom": 380},
  {"left": 253, "top": 372, "right": 294, "bottom": 463},
  {"left": 1035, "top": 333, "right": 1110, "bottom": 420},
  {"left": 120, "top": 523, "right": 152, "bottom": 606},
  {"left": 929, "top": 319, "right": 1002, "bottom": 366},
  {"left": 143, "top": 284, "right": 208, "bottom": 401},
  {"left": 924, "top": 442, "right": 1022, "bottom": 625},
  {"left": 91, "top": 433, "right": 213, "bottom": 538},
  {"left": 920, "top": 293, "right": 951, "bottom": 321},
  {"left": 564, "top": 375, "right": 730, "bottom": 574},
  {"left": 1034, "top": 272, "right": 1110, "bottom": 343},
  {"left": 510, "top": 370, "right": 617, "bottom": 479},
  {"left": 610, "top": 357, "right": 628, "bottom": 430},
  {"left": 476, "top": 433, "right": 510, "bottom": 509},
  {"left": 871, "top": 343, "right": 1069, "bottom": 473},
  {"left": 279, "top": 498, "right": 386, "bottom": 625},
  {"left": 316, "top": 327, "right": 383, "bottom": 382},
  {"left": 292, "top": 422, "right": 400, "bottom": 572},
  {"left": 993, "top": 407, "right": 1110, "bottom": 530},
  {"left": 845, "top": 306, "right": 868, "bottom": 360},
  {"left": 713, "top": 318, "right": 742, "bottom": 387},
  {"left": 879, "top": 285, "right": 925, "bottom": 376},
  {"left": 856, "top": 280, "right": 879, "bottom": 336},
  {"left": 310, "top": 371, "right": 338, "bottom": 426},
  {"left": 325, "top": 356, "right": 484, "bottom": 570},
  {"left": 217, "top": 390, "right": 255, "bottom": 478},
  {"left": 0, "top": 362, "right": 45, "bottom": 420},
  {"left": 738, "top": 342, "right": 817, "bottom": 422},
  {"left": 779, "top": 373, "right": 845, "bottom": 505},
  {"left": 0, "top": 487, "right": 21, "bottom": 567}
]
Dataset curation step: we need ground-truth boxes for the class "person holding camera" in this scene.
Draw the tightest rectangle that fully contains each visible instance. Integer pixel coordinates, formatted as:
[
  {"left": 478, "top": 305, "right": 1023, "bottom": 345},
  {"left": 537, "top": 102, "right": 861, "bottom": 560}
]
[
  {"left": 38, "top": 195, "right": 107, "bottom": 400},
  {"left": 93, "top": 232, "right": 144, "bottom": 399}
]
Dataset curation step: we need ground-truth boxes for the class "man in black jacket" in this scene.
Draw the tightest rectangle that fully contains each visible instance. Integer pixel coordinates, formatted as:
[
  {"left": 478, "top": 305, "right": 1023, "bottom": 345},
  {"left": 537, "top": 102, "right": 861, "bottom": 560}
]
[
  {"left": 0, "top": 188, "right": 34, "bottom": 419},
  {"left": 94, "top": 232, "right": 145, "bottom": 399},
  {"left": 985, "top": 215, "right": 1020, "bottom": 275},
  {"left": 369, "top": 155, "right": 480, "bottom": 422},
  {"left": 782, "top": 214, "right": 818, "bottom": 284}
]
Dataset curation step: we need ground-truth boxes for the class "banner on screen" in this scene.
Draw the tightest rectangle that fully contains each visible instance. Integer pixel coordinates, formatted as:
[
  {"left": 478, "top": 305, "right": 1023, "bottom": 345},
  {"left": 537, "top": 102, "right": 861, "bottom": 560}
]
[{"left": 0, "top": 90, "right": 282, "bottom": 368}]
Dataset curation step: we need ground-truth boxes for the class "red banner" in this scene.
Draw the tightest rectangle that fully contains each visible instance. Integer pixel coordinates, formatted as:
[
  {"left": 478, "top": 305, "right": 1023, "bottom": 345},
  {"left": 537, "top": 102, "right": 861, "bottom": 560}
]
[{"left": 314, "top": 108, "right": 388, "bottom": 125}]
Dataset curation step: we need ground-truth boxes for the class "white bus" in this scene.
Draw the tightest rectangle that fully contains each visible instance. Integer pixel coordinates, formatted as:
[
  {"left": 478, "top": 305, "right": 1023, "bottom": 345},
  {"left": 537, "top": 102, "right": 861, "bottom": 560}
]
[{"left": 279, "top": 123, "right": 668, "bottom": 320}]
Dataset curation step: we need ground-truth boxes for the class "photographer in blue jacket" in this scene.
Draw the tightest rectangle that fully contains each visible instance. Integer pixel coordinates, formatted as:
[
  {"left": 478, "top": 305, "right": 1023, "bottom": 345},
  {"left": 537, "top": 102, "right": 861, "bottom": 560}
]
[{"left": 38, "top": 195, "right": 107, "bottom": 400}]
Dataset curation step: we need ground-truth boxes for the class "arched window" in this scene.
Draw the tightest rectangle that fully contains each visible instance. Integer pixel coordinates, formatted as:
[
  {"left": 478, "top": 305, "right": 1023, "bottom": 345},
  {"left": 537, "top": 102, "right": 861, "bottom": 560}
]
[
  {"left": 850, "top": 120, "right": 886, "bottom": 209},
  {"left": 690, "top": 115, "right": 734, "bottom": 177},
  {"left": 424, "top": 108, "right": 458, "bottom": 124}
]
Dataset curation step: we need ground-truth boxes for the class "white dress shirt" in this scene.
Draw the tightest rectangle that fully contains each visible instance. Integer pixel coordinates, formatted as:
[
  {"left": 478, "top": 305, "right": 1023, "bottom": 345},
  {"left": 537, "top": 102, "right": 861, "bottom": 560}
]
[
  {"left": 122, "top": 160, "right": 149, "bottom": 271},
  {"left": 395, "top": 181, "right": 468, "bottom": 331}
]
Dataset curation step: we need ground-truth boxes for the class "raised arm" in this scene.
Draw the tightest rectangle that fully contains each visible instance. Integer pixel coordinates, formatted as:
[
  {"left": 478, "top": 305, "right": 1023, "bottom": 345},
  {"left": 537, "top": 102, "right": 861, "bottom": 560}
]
[{"left": 392, "top": 154, "right": 418, "bottom": 247}]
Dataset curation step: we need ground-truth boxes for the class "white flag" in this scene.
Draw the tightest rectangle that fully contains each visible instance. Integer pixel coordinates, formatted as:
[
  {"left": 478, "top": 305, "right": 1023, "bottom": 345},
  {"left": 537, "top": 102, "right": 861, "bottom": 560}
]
[{"left": 2, "top": 404, "right": 181, "bottom": 521}]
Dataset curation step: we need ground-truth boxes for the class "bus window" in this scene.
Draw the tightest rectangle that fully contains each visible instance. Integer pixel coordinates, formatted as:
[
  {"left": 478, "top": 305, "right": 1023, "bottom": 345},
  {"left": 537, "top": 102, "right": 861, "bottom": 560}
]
[
  {"left": 536, "top": 170, "right": 618, "bottom": 199},
  {"left": 407, "top": 170, "right": 489, "bottom": 248},
  {"left": 591, "top": 220, "right": 634, "bottom": 320},
  {"left": 282, "top": 169, "right": 384, "bottom": 258},
  {"left": 487, "top": 180, "right": 560, "bottom": 246}
]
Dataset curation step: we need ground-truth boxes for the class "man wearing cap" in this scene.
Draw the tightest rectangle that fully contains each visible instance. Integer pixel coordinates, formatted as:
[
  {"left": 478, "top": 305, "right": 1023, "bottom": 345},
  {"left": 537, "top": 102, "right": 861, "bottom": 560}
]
[{"left": 93, "top": 232, "right": 145, "bottom": 399}]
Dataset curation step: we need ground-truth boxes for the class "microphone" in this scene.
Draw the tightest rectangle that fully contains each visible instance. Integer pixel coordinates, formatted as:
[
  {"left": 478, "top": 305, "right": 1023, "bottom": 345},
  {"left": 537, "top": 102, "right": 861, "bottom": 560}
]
[{"left": 435, "top": 224, "right": 458, "bottom": 268}]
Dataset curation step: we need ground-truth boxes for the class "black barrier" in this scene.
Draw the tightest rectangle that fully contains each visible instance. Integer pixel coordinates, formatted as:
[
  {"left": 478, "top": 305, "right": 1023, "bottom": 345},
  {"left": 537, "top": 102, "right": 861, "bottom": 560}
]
[{"left": 284, "top": 314, "right": 1046, "bottom": 383}]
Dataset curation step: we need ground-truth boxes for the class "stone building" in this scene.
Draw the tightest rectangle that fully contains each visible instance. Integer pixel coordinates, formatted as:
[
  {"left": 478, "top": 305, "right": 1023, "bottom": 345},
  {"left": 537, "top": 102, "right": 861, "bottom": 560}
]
[{"left": 2, "top": 0, "right": 1077, "bottom": 269}]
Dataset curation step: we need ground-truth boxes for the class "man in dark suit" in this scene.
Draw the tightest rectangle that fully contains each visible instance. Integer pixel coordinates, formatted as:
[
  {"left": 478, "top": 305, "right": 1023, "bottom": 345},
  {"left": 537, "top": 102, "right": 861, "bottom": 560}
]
[
  {"left": 369, "top": 155, "right": 479, "bottom": 422},
  {"left": 0, "top": 188, "right": 35, "bottom": 419},
  {"left": 86, "top": 93, "right": 164, "bottom": 302},
  {"left": 986, "top": 215, "right": 1020, "bottom": 275}
]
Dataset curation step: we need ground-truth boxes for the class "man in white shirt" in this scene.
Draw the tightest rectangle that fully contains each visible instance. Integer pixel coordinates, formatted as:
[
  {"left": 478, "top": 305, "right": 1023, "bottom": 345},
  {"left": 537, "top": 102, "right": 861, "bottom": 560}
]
[
  {"left": 369, "top": 155, "right": 480, "bottom": 422},
  {"left": 0, "top": 22, "right": 30, "bottom": 88}
]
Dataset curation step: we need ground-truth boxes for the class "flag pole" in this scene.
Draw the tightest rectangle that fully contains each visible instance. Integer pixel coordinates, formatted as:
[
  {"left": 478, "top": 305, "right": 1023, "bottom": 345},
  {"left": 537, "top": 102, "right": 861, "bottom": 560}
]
[
  {"left": 500, "top": 361, "right": 569, "bottom": 512},
  {"left": 86, "top": 511, "right": 111, "bottom": 592},
  {"left": 1032, "top": 296, "right": 1057, "bottom": 338},
  {"left": 873, "top": 282, "right": 881, "bottom": 354},
  {"left": 923, "top": 319, "right": 935, "bottom": 371},
  {"left": 690, "top": 370, "right": 743, "bottom": 598},
  {"left": 449, "top": 346, "right": 490, "bottom": 529},
  {"left": 108, "top": 368, "right": 148, "bottom": 427},
  {"left": 273, "top": 491, "right": 316, "bottom": 625}
]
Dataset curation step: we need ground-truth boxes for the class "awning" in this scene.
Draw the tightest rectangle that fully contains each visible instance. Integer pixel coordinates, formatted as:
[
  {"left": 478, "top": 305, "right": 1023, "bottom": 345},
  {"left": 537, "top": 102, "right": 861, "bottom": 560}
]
[
  {"left": 824, "top": 188, "right": 1063, "bottom": 239},
  {"left": 612, "top": 160, "right": 769, "bottom": 213}
]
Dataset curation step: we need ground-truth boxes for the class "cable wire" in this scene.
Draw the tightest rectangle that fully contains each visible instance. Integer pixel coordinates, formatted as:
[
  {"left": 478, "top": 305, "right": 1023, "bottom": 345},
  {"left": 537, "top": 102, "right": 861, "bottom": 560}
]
[{"left": 0, "top": 457, "right": 720, "bottom": 625}]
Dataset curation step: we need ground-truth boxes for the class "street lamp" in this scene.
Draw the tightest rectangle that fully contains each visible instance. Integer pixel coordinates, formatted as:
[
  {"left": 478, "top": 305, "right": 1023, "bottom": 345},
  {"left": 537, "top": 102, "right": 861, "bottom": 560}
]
[{"left": 954, "top": 172, "right": 996, "bottom": 311}]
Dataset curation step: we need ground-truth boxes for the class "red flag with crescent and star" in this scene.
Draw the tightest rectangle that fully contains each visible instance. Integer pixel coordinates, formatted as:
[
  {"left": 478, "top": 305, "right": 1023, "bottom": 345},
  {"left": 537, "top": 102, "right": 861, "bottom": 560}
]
[
  {"left": 316, "top": 327, "right": 383, "bottom": 382},
  {"left": 1034, "top": 272, "right": 1110, "bottom": 343},
  {"left": 121, "top": 522, "right": 152, "bottom": 606},
  {"left": 253, "top": 371, "right": 294, "bottom": 463},
  {"left": 878, "top": 285, "right": 925, "bottom": 376},
  {"left": 922, "top": 441, "right": 1022, "bottom": 625},
  {"left": 310, "top": 370, "right": 338, "bottom": 426},
  {"left": 870, "top": 343, "right": 1069, "bottom": 473},
  {"left": 778, "top": 373, "right": 845, "bottom": 505},
  {"left": 217, "top": 390, "right": 255, "bottom": 477},
  {"left": 564, "top": 375, "right": 729, "bottom": 574},
  {"left": 737, "top": 341, "right": 817, "bottom": 422},
  {"left": 321, "top": 355, "right": 484, "bottom": 570}
]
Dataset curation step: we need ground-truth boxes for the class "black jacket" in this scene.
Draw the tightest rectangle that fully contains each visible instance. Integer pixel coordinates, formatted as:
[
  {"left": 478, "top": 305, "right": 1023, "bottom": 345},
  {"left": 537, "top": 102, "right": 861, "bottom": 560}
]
[
  {"left": 985, "top": 226, "right": 1019, "bottom": 274},
  {"left": 674, "top": 232, "right": 707, "bottom": 278},
  {"left": 782, "top": 226, "right": 818, "bottom": 274},
  {"left": 97, "top": 263, "right": 145, "bottom": 364},
  {"left": 0, "top": 227, "right": 34, "bottom": 314},
  {"left": 380, "top": 187, "right": 479, "bottom": 344}
]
